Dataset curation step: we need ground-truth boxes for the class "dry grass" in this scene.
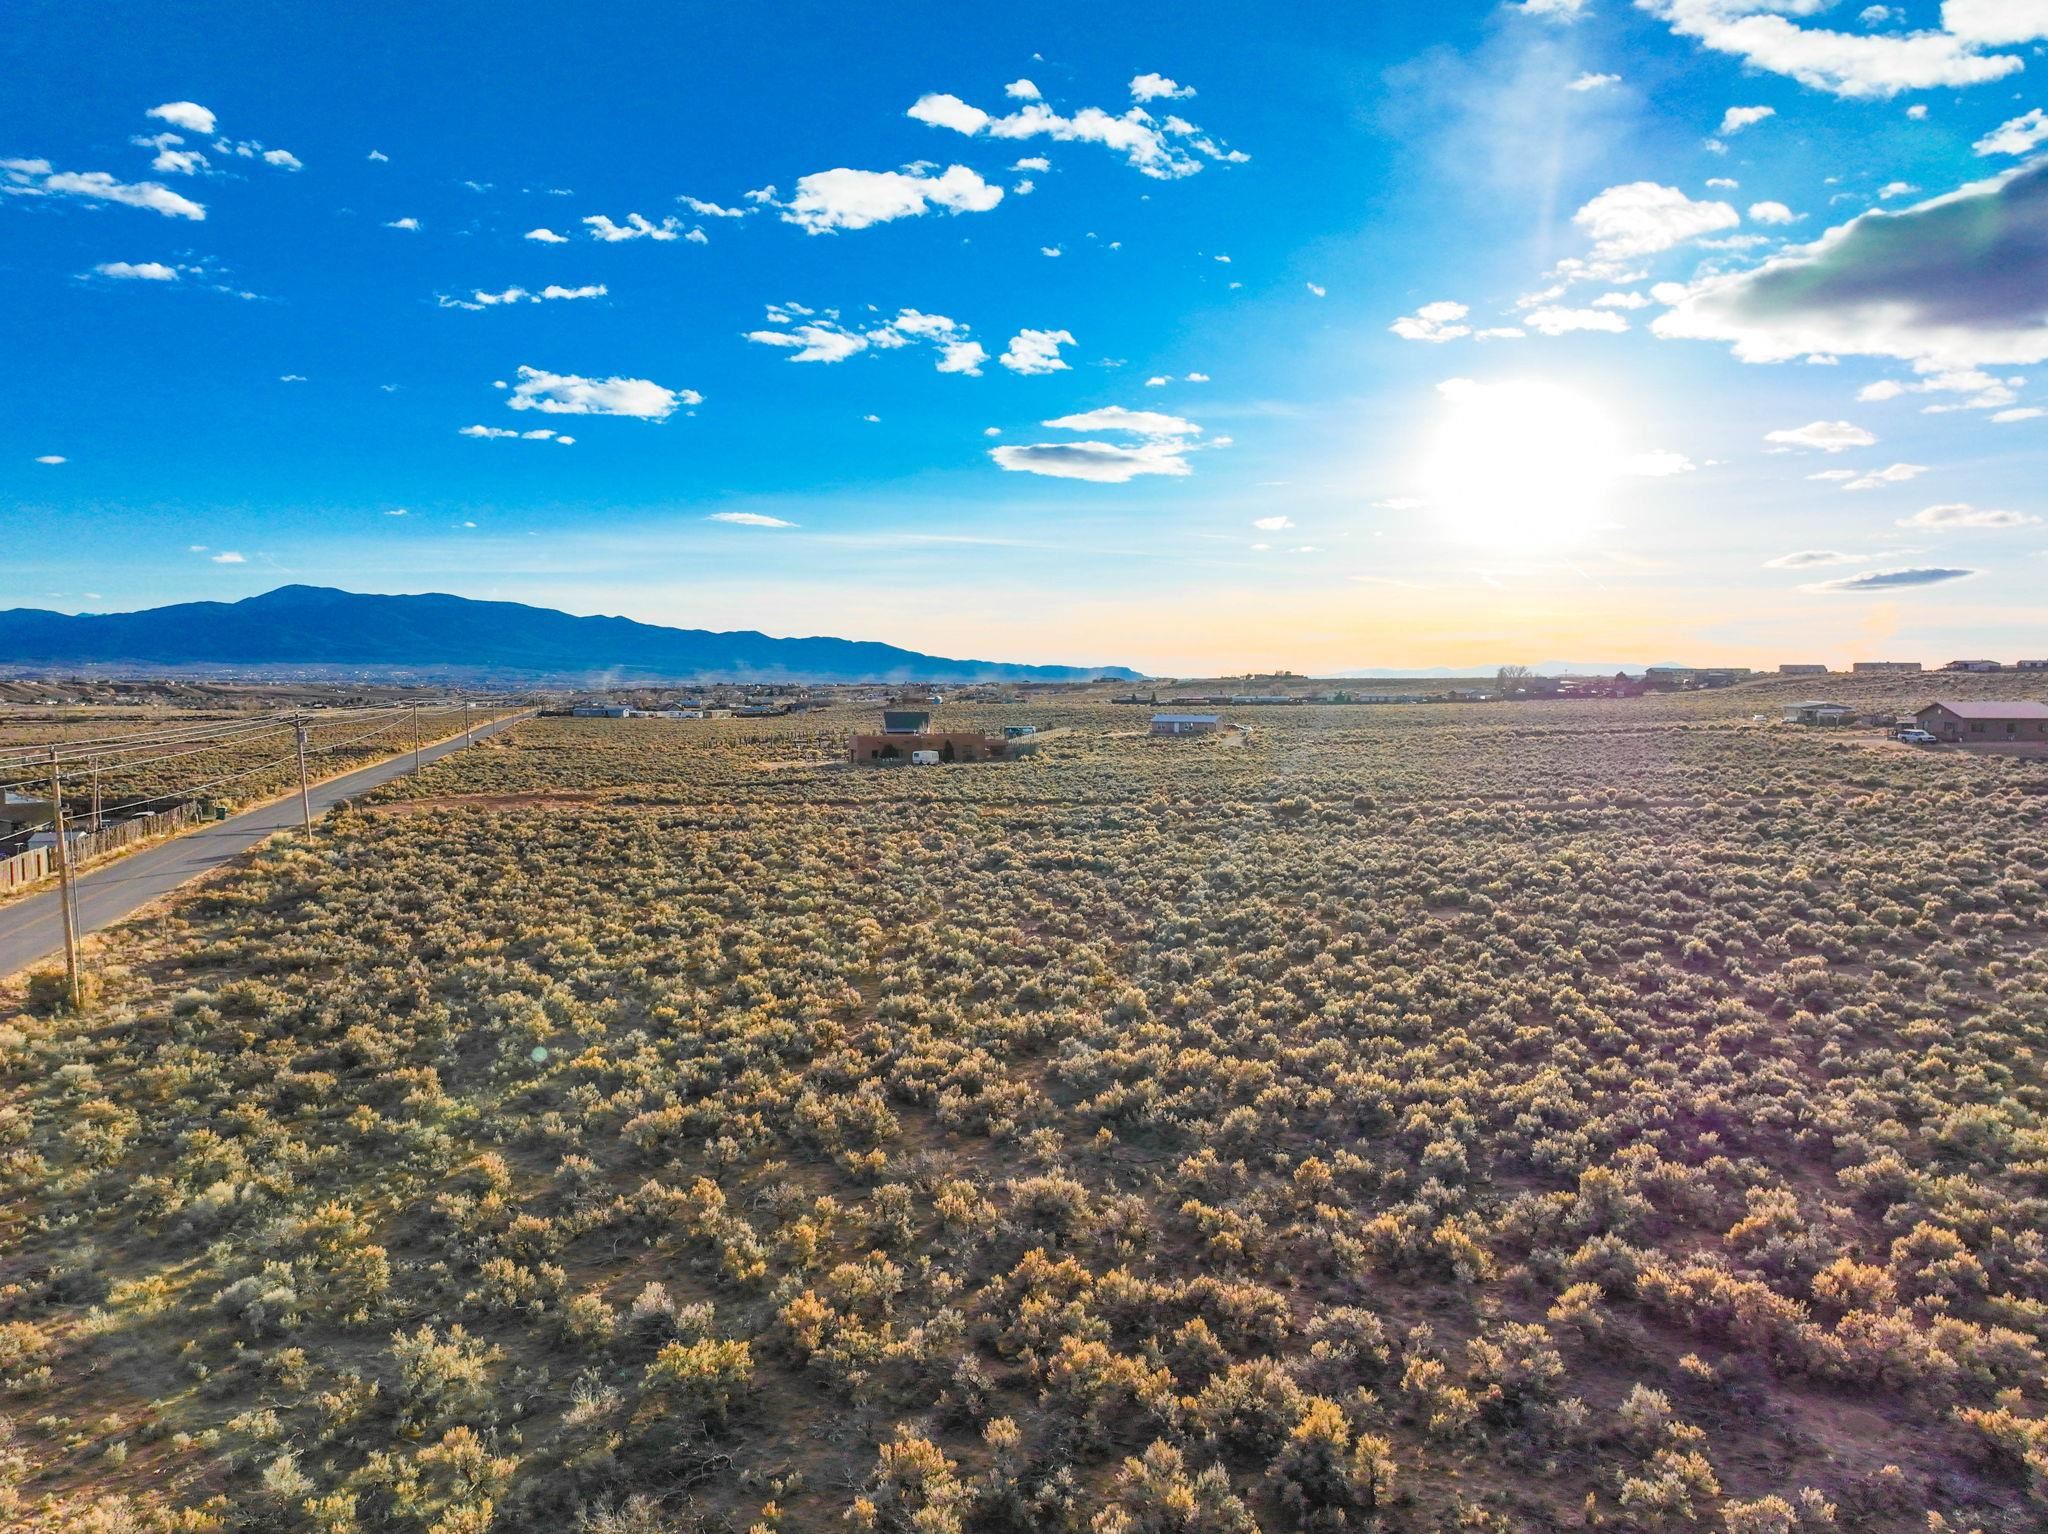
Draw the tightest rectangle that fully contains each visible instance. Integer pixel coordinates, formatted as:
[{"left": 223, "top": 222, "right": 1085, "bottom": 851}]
[{"left": 1, "top": 689, "right": 2045, "bottom": 1532}]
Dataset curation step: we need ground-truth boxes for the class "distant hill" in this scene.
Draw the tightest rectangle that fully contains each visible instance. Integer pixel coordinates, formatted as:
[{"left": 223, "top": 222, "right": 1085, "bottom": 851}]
[{"left": 0, "top": 586, "right": 1141, "bottom": 684}]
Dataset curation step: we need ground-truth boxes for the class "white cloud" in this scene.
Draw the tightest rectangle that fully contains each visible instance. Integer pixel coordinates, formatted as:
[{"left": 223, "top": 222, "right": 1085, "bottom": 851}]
[
  {"left": 1521, "top": 0, "right": 1590, "bottom": 16},
  {"left": 1765, "top": 548, "right": 1868, "bottom": 567},
  {"left": 1898, "top": 501, "right": 2037, "bottom": 527},
  {"left": 1748, "top": 200, "right": 1801, "bottom": 223},
  {"left": 1253, "top": 515, "right": 1294, "bottom": 530},
  {"left": 780, "top": 164, "right": 1003, "bottom": 233},
  {"left": 147, "top": 101, "right": 216, "bottom": 134},
  {"left": 584, "top": 212, "right": 691, "bottom": 241},
  {"left": 1878, "top": 181, "right": 1919, "bottom": 199},
  {"left": 34, "top": 455, "right": 65, "bottom": 465},
  {"left": 999, "top": 328, "right": 1076, "bottom": 374},
  {"left": 906, "top": 86, "right": 1244, "bottom": 180},
  {"left": 1306, "top": 283, "right": 1326, "bottom": 297},
  {"left": 1842, "top": 461, "right": 1930, "bottom": 489},
  {"left": 906, "top": 93, "right": 992, "bottom": 134},
  {"left": 1992, "top": 405, "right": 2044, "bottom": 421},
  {"left": 3, "top": 158, "right": 205, "bottom": 219},
  {"left": 440, "top": 284, "right": 608, "bottom": 311},
  {"left": 1569, "top": 71, "right": 1621, "bottom": 90},
  {"left": 1866, "top": 365, "right": 2020, "bottom": 411},
  {"left": 524, "top": 227, "right": 569, "bottom": 243},
  {"left": 990, "top": 441, "right": 1195, "bottom": 482},
  {"left": 1013, "top": 156, "right": 1051, "bottom": 172},
  {"left": 1804, "top": 565, "right": 1978, "bottom": 591},
  {"left": 211, "top": 551, "right": 246, "bottom": 563},
  {"left": 1043, "top": 407, "right": 1199, "bottom": 437},
  {"left": 133, "top": 131, "right": 206, "bottom": 175},
  {"left": 505, "top": 365, "right": 698, "bottom": 420},
  {"left": 1525, "top": 306, "right": 1631, "bottom": 335},
  {"left": 385, "top": 508, "right": 408, "bottom": 517},
  {"left": 1390, "top": 300, "right": 1472, "bottom": 343},
  {"left": 1720, "top": 105, "right": 1776, "bottom": 136},
  {"left": 1573, "top": 181, "right": 1739, "bottom": 259},
  {"left": 1943, "top": 0, "right": 2048, "bottom": 45},
  {"left": 1006, "top": 79, "right": 1042, "bottom": 100},
  {"left": 990, "top": 403, "right": 1208, "bottom": 481},
  {"left": 1595, "top": 290, "right": 1651, "bottom": 308},
  {"left": 744, "top": 306, "right": 992, "bottom": 373},
  {"left": 1186, "top": 371, "right": 1210, "bottom": 382},
  {"left": 367, "top": 149, "right": 389, "bottom": 162},
  {"left": 1129, "top": 73, "right": 1195, "bottom": 100},
  {"left": 936, "top": 339, "right": 989, "bottom": 375},
  {"left": 89, "top": 260, "right": 178, "bottom": 280},
  {"left": 678, "top": 195, "right": 749, "bottom": 218},
  {"left": 707, "top": 512, "right": 796, "bottom": 527},
  {"left": 1654, "top": 163, "right": 2048, "bottom": 368},
  {"left": 263, "top": 148, "right": 303, "bottom": 170},
  {"left": 746, "top": 323, "right": 869, "bottom": 364},
  {"left": 1766, "top": 420, "right": 1876, "bottom": 451},
  {"left": 1622, "top": 449, "right": 1697, "bottom": 475},
  {"left": 385, "top": 216, "right": 420, "bottom": 230},
  {"left": 1974, "top": 107, "right": 2048, "bottom": 155},
  {"left": 1642, "top": 0, "right": 2029, "bottom": 99},
  {"left": 459, "top": 425, "right": 575, "bottom": 443}
]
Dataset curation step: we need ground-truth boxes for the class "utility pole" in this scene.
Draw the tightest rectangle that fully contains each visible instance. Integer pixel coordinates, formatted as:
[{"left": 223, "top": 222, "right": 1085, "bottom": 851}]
[
  {"left": 89, "top": 755, "right": 101, "bottom": 833},
  {"left": 295, "top": 717, "right": 313, "bottom": 834},
  {"left": 48, "top": 750, "right": 82, "bottom": 1011},
  {"left": 464, "top": 700, "right": 474, "bottom": 747},
  {"left": 412, "top": 703, "right": 422, "bottom": 772}
]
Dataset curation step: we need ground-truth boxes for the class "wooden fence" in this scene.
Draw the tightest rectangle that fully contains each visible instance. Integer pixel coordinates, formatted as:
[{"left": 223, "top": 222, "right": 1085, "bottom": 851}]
[{"left": 0, "top": 802, "right": 198, "bottom": 894}]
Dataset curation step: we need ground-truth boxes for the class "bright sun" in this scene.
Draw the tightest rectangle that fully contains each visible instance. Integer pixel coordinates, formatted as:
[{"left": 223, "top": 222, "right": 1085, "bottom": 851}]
[{"left": 1418, "top": 378, "right": 1622, "bottom": 546}]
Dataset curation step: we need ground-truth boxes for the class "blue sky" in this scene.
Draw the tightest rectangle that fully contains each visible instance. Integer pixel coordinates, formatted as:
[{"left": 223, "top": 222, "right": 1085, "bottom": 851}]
[{"left": 4, "top": 0, "right": 2045, "bottom": 673}]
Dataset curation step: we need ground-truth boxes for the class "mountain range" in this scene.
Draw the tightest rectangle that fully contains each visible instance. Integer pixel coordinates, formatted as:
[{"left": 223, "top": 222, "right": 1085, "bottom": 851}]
[{"left": 0, "top": 586, "right": 1141, "bottom": 684}]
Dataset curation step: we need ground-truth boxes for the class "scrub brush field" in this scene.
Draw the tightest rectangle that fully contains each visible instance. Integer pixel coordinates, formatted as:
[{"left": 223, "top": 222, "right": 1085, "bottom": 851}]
[{"left": 3, "top": 692, "right": 2046, "bottom": 1533}]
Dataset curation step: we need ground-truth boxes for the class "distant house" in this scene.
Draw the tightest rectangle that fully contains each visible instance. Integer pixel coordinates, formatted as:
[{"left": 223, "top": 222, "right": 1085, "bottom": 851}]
[
  {"left": 853, "top": 709, "right": 1006, "bottom": 764},
  {"left": 1644, "top": 666, "right": 1750, "bottom": 690},
  {"left": 1853, "top": 660, "right": 1922, "bottom": 673},
  {"left": 1914, "top": 700, "right": 2048, "bottom": 743},
  {"left": 851, "top": 730, "right": 1007, "bottom": 764},
  {"left": 1778, "top": 664, "right": 1829, "bottom": 676},
  {"left": 2020, "top": 660, "right": 2048, "bottom": 671},
  {"left": 1782, "top": 699, "right": 1857, "bottom": 726},
  {"left": 0, "top": 791, "right": 52, "bottom": 838},
  {"left": 1944, "top": 659, "right": 2003, "bottom": 672},
  {"left": 1151, "top": 712, "right": 1220, "bottom": 736}
]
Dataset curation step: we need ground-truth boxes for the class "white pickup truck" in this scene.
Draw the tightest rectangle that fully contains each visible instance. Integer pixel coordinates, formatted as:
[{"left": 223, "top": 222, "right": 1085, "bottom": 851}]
[{"left": 1896, "top": 728, "right": 1938, "bottom": 745}]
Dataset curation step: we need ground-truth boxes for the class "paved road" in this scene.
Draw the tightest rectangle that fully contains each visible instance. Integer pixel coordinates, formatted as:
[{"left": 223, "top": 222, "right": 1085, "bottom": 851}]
[{"left": 0, "top": 712, "right": 531, "bottom": 979}]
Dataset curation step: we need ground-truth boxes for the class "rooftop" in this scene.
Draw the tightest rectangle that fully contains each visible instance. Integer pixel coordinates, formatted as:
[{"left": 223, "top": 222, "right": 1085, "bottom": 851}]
[{"left": 1921, "top": 700, "right": 2048, "bottom": 719}]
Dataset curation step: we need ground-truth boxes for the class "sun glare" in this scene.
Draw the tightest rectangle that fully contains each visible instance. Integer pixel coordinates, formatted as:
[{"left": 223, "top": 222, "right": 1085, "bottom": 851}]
[{"left": 1419, "top": 377, "right": 1623, "bottom": 545}]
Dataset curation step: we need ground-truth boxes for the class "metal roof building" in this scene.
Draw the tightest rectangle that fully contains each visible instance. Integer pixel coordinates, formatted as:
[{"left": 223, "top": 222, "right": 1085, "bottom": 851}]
[{"left": 1914, "top": 700, "right": 2048, "bottom": 743}]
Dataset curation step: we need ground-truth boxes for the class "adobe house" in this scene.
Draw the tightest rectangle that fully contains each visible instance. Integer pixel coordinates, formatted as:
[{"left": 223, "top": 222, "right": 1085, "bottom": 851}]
[
  {"left": 850, "top": 709, "right": 1008, "bottom": 764},
  {"left": 850, "top": 731, "right": 1009, "bottom": 763},
  {"left": 1913, "top": 700, "right": 2048, "bottom": 744}
]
